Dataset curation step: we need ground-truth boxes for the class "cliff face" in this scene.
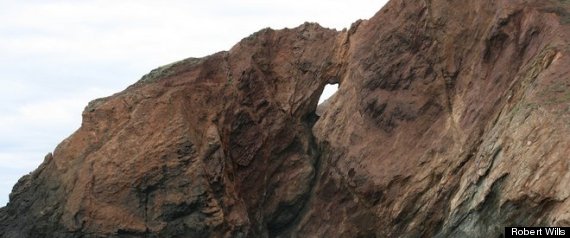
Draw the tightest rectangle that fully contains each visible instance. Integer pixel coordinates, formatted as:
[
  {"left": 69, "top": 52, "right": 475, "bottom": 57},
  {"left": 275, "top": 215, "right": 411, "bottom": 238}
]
[{"left": 1, "top": 0, "right": 570, "bottom": 237}]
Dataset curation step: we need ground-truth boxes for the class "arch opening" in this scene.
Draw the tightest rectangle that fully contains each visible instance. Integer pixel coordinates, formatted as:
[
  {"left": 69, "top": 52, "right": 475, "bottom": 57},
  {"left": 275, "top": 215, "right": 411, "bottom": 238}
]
[
  {"left": 318, "top": 83, "right": 339, "bottom": 104},
  {"left": 316, "top": 83, "right": 339, "bottom": 117}
]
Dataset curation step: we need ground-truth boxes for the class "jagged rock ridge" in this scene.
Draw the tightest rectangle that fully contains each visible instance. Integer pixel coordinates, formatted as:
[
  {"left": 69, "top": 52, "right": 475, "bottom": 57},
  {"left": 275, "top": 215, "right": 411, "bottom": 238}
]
[{"left": 1, "top": 0, "right": 570, "bottom": 237}]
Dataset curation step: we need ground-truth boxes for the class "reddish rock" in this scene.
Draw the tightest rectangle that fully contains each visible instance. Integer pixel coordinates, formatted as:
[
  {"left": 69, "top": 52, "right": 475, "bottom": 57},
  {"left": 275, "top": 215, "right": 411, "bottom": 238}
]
[{"left": 2, "top": 0, "right": 570, "bottom": 237}]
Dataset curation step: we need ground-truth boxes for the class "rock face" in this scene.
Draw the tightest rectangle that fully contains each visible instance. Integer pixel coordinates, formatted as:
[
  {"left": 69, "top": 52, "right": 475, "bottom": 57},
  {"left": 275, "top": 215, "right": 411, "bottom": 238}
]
[{"left": 1, "top": 0, "right": 570, "bottom": 237}]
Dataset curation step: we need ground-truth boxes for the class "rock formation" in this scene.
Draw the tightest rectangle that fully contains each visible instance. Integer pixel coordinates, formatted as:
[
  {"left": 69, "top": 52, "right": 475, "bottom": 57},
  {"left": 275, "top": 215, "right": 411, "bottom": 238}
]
[{"left": 1, "top": 0, "right": 570, "bottom": 237}]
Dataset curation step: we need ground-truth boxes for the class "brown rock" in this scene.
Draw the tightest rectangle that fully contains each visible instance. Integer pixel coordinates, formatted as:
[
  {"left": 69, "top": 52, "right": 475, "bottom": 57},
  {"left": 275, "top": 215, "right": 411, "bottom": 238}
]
[{"left": 2, "top": 0, "right": 570, "bottom": 237}]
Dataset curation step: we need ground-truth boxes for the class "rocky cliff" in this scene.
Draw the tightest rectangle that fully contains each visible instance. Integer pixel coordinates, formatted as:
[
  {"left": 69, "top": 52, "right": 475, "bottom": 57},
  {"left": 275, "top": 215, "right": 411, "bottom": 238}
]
[{"left": 1, "top": 0, "right": 570, "bottom": 237}]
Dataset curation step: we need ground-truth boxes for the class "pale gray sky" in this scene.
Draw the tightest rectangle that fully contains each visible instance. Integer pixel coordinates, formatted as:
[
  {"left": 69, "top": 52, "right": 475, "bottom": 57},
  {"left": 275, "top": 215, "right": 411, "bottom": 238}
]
[{"left": 0, "top": 0, "right": 388, "bottom": 206}]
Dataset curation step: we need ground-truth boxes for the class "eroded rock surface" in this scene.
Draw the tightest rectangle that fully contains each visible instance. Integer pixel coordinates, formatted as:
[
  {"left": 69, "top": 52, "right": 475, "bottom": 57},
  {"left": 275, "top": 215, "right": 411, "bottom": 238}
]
[{"left": 2, "top": 0, "right": 570, "bottom": 237}]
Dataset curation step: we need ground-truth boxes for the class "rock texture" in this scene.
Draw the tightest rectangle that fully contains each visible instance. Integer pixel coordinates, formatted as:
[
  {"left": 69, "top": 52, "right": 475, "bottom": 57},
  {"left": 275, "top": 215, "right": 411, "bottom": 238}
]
[{"left": 2, "top": 0, "right": 570, "bottom": 237}]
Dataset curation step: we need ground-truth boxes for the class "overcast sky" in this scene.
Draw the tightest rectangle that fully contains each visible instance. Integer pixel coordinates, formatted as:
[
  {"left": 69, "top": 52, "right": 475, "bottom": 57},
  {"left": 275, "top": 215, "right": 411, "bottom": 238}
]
[{"left": 0, "top": 0, "right": 388, "bottom": 206}]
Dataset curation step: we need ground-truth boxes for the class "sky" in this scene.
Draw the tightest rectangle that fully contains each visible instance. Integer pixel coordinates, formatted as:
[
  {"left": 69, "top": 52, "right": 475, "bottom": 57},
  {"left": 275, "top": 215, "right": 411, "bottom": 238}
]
[{"left": 0, "top": 0, "right": 388, "bottom": 206}]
